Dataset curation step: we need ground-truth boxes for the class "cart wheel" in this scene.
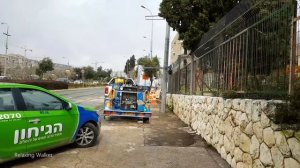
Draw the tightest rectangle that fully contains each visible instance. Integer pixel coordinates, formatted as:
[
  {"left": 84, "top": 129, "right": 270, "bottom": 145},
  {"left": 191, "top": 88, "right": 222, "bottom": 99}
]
[
  {"left": 104, "top": 116, "right": 111, "bottom": 121},
  {"left": 143, "top": 118, "right": 150, "bottom": 123}
]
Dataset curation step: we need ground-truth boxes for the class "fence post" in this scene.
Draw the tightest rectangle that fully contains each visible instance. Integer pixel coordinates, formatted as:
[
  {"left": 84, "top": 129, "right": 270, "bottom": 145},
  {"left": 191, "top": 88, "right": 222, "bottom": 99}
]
[
  {"left": 190, "top": 54, "right": 195, "bottom": 94},
  {"left": 178, "top": 55, "right": 181, "bottom": 94},
  {"left": 289, "top": 4, "right": 297, "bottom": 96}
]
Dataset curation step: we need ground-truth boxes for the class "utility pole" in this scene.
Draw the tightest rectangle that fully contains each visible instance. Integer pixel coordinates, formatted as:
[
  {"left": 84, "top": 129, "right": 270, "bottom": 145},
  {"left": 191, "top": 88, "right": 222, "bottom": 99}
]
[
  {"left": 1, "top": 22, "right": 11, "bottom": 76},
  {"left": 160, "top": 23, "right": 170, "bottom": 113},
  {"left": 141, "top": 14, "right": 169, "bottom": 112},
  {"left": 141, "top": 5, "right": 153, "bottom": 59},
  {"left": 21, "top": 47, "right": 32, "bottom": 57}
]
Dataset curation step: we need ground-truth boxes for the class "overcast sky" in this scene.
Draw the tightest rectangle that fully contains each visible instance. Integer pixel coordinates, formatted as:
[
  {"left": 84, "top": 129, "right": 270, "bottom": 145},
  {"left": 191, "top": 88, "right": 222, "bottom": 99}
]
[{"left": 0, "top": 0, "right": 175, "bottom": 71}]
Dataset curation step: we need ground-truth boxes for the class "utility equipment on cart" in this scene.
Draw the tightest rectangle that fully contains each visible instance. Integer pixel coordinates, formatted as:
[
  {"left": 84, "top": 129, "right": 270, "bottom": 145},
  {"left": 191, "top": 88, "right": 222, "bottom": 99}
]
[{"left": 103, "top": 78, "right": 151, "bottom": 122}]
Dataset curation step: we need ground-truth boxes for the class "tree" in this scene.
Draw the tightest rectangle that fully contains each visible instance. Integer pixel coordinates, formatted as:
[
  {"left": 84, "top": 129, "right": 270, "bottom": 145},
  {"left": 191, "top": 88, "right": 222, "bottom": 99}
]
[
  {"left": 124, "top": 59, "right": 130, "bottom": 74},
  {"left": 124, "top": 55, "right": 136, "bottom": 75},
  {"left": 95, "top": 66, "right": 112, "bottom": 82},
  {"left": 73, "top": 67, "right": 82, "bottom": 79},
  {"left": 129, "top": 55, "right": 136, "bottom": 70},
  {"left": 82, "top": 66, "right": 95, "bottom": 80},
  {"left": 35, "top": 57, "right": 54, "bottom": 79},
  {"left": 159, "top": 0, "right": 238, "bottom": 51},
  {"left": 137, "top": 56, "right": 160, "bottom": 88}
]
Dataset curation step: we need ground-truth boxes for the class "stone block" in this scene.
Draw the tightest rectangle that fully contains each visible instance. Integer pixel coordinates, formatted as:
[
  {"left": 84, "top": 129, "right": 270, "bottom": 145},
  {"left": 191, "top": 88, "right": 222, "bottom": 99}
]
[
  {"left": 224, "top": 118, "right": 233, "bottom": 138},
  {"left": 263, "top": 127, "right": 275, "bottom": 147},
  {"left": 271, "top": 146, "right": 284, "bottom": 168},
  {"left": 219, "top": 135, "right": 224, "bottom": 146},
  {"left": 252, "top": 101, "right": 262, "bottom": 122},
  {"left": 239, "top": 133, "right": 251, "bottom": 153},
  {"left": 253, "top": 159, "right": 264, "bottom": 168},
  {"left": 234, "top": 147, "right": 244, "bottom": 162},
  {"left": 233, "top": 111, "right": 242, "bottom": 126},
  {"left": 274, "top": 131, "right": 291, "bottom": 157},
  {"left": 250, "top": 135, "right": 260, "bottom": 159},
  {"left": 224, "top": 136, "right": 234, "bottom": 154},
  {"left": 282, "top": 130, "right": 294, "bottom": 139},
  {"left": 232, "top": 99, "right": 241, "bottom": 110},
  {"left": 287, "top": 138, "right": 300, "bottom": 163},
  {"left": 242, "top": 153, "right": 253, "bottom": 168},
  {"left": 253, "top": 122, "right": 263, "bottom": 143},
  {"left": 231, "top": 158, "right": 237, "bottom": 168},
  {"left": 284, "top": 158, "right": 300, "bottom": 168},
  {"left": 245, "top": 99, "right": 253, "bottom": 119},
  {"left": 261, "top": 112, "right": 270, "bottom": 128},
  {"left": 218, "top": 122, "right": 225, "bottom": 135},
  {"left": 243, "top": 122, "right": 253, "bottom": 136},
  {"left": 225, "top": 99, "right": 232, "bottom": 109},
  {"left": 239, "top": 99, "right": 246, "bottom": 112},
  {"left": 233, "top": 127, "right": 241, "bottom": 147},
  {"left": 259, "top": 143, "right": 273, "bottom": 166},
  {"left": 221, "top": 146, "right": 227, "bottom": 159},
  {"left": 222, "top": 107, "right": 230, "bottom": 120},
  {"left": 260, "top": 100, "right": 268, "bottom": 111},
  {"left": 240, "top": 113, "right": 249, "bottom": 129},
  {"left": 236, "top": 162, "right": 245, "bottom": 168},
  {"left": 226, "top": 154, "right": 232, "bottom": 165}
]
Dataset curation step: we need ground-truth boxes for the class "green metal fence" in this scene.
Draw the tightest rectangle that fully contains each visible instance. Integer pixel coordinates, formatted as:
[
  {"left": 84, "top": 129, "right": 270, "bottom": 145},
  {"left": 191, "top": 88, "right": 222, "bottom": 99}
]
[{"left": 169, "top": 0, "right": 298, "bottom": 99}]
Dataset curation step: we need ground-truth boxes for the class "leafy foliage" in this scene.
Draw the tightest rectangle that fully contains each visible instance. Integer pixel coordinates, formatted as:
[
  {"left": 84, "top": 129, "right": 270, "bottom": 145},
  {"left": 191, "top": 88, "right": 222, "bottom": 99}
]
[
  {"left": 95, "top": 66, "right": 112, "bottom": 81},
  {"left": 35, "top": 57, "right": 54, "bottom": 79},
  {"left": 275, "top": 86, "right": 300, "bottom": 124},
  {"left": 129, "top": 55, "right": 136, "bottom": 70},
  {"left": 72, "top": 66, "right": 112, "bottom": 82},
  {"left": 159, "top": 0, "right": 238, "bottom": 51},
  {"left": 82, "top": 66, "right": 95, "bottom": 80},
  {"left": 124, "top": 55, "right": 136, "bottom": 74},
  {"left": 137, "top": 56, "right": 160, "bottom": 87}
]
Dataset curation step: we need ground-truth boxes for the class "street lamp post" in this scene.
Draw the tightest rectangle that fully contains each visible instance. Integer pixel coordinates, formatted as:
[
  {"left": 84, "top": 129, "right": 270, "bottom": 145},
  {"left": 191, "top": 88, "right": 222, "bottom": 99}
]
[
  {"left": 1, "top": 22, "right": 11, "bottom": 76},
  {"left": 141, "top": 5, "right": 153, "bottom": 59},
  {"left": 143, "top": 36, "right": 151, "bottom": 57},
  {"left": 62, "top": 56, "right": 70, "bottom": 67},
  {"left": 62, "top": 57, "right": 70, "bottom": 80}
]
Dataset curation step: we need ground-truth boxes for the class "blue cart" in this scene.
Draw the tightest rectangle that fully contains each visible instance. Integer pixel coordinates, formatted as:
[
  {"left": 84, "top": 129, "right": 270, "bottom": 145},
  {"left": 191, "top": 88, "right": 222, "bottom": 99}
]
[{"left": 103, "top": 84, "right": 151, "bottom": 122}]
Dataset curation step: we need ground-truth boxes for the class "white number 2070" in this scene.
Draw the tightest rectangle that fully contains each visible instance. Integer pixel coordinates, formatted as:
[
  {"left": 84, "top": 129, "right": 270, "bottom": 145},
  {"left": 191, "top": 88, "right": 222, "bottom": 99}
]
[{"left": 0, "top": 113, "right": 22, "bottom": 120}]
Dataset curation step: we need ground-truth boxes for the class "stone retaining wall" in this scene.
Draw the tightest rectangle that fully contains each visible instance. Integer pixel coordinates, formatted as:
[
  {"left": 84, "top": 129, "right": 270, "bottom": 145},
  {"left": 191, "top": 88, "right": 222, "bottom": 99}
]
[{"left": 166, "top": 94, "right": 300, "bottom": 168}]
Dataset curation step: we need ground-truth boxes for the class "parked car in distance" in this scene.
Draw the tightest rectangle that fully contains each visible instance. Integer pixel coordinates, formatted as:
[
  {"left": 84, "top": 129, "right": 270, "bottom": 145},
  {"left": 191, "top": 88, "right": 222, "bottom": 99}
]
[
  {"left": 56, "top": 78, "right": 70, "bottom": 83},
  {"left": 74, "top": 80, "right": 83, "bottom": 84},
  {"left": 92, "top": 81, "right": 99, "bottom": 85},
  {"left": 0, "top": 76, "right": 9, "bottom": 80},
  {"left": 0, "top": 83, "right": 101, "bottom": 163}
]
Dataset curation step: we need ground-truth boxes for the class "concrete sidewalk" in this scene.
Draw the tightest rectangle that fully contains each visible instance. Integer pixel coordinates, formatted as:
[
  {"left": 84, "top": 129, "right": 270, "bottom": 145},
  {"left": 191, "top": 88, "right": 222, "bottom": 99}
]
[
  {"left": 141, "top": 104, "right": 230, "bottom": 168},
  {"left": 7, "top": 103, "right": 230, "bottom": 168}
]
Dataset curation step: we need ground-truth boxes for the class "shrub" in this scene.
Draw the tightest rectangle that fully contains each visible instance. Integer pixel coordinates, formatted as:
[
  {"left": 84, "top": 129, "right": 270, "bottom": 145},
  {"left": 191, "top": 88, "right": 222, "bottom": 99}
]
[
  {"left": 0, "top": 80, "right": 68, "bottom": 90},
  {"left": 274, "top": 86, "right": 300, "bottom": 124}
]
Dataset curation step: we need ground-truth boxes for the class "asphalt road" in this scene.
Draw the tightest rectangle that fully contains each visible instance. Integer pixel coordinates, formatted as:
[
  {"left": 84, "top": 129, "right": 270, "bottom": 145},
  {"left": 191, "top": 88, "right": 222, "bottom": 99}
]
[
  {"left": 2, "top": 87, "right": 229, "bottom": 168},
  {"left": 55, "top": 87, "right": 105, "bottom": 110}
]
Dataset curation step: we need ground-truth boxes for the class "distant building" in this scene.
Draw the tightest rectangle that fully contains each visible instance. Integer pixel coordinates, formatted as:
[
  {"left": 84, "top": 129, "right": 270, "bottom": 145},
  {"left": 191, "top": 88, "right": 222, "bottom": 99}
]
[
  {"left": 0, "top": 54, "right": 71, "bottom": 78},
  {"left": 170, "top": 33, "right": 185, "bottom": 64},
  {"left": 0, "top": 54, "right": 38, "bottom": 71}
]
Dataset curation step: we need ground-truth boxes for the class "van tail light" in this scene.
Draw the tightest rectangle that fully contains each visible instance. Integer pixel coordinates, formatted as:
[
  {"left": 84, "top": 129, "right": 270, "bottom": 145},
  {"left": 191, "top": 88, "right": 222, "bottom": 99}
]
[{"left": 105, "top": 86, "right": 109, "bottom": 94}]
